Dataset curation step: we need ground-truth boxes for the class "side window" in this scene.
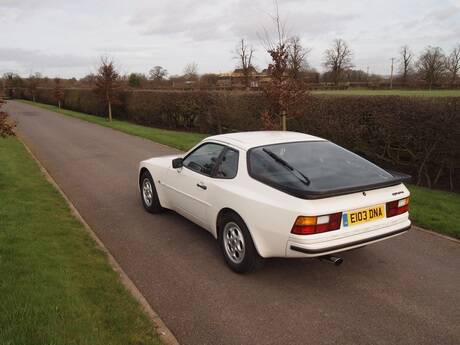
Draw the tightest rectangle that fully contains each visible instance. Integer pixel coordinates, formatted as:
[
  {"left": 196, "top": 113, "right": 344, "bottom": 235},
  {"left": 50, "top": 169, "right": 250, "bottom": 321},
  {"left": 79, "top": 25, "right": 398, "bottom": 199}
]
[
  {"left": 183, "top": 143, "right": 224, "bottom": 176},
  {"left": 215, "top": 148, "right": 239, "bottom": 179}
]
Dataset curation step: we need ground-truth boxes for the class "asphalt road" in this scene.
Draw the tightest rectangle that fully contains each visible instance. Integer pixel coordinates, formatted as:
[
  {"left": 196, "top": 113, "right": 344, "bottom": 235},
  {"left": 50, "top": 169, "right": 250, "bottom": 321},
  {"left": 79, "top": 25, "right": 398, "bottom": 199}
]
[{"left": 6, "top": 101, "right": 460, "bottom": 345}]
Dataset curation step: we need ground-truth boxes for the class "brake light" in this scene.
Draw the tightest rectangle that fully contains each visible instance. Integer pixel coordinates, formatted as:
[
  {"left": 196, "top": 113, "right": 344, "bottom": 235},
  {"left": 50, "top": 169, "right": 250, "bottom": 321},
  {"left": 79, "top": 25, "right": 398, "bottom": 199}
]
[
  {"left": 386, "top": 197, "right": 410, "bottom": 217},
  {"left": 291, "top": 213, "right": 342, "bottom": 235}
]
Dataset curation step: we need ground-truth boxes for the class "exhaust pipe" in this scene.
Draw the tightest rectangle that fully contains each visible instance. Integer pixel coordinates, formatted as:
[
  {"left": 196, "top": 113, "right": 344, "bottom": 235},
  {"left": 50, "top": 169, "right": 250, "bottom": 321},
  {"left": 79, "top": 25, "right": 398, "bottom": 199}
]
[{"left": 319, "top": 255, "right": 343, "bottom": 266}]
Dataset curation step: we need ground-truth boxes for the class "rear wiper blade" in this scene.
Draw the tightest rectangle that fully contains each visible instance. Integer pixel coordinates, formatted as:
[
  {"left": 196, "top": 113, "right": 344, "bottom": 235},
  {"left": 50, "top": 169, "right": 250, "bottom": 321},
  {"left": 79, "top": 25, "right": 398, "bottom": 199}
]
[{"left": 262, "top": 148, "right": 311, "bottom": 186}]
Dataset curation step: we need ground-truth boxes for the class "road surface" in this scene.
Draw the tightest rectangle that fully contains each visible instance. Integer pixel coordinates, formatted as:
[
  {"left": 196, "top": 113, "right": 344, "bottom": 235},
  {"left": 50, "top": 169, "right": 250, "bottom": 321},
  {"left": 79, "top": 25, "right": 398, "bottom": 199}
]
[{"left": 6, "top": 101, "right": 460, "bottom": 345}]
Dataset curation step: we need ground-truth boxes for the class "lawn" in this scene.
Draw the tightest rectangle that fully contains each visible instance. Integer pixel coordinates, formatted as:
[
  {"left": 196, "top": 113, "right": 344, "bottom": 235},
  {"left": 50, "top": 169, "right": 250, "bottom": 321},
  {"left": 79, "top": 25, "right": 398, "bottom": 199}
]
[
  {"left": 19, "top": 99, "right": 207, "bottom": 151},
  {"left": 312, "top": 89, "right": 460, "bottom": 97},
  {"left": 17, "top": 99, "right": 460, "bottom": 239},
  {"left": 408, "top": 185, "right": 460, "bottom": 239},
  {"left": 0, "top": 137, "right": 162, "bottom": 345}
]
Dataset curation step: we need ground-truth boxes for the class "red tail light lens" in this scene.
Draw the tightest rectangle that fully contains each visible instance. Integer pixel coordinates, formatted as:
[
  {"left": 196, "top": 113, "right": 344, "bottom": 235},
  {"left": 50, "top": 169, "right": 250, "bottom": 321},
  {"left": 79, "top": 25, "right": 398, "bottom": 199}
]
[
  {"left": 386, "top": 197, "right": 410, "bottom": 217},
  {"left": 291, "top": 213, "right": 342, "bottom": 235}
]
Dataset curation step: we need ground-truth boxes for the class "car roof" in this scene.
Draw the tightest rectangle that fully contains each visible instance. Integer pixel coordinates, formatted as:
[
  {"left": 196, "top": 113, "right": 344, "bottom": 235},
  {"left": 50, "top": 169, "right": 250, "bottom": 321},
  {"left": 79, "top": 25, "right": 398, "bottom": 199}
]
[{"left": 203, "top": 131, "right": 325, "bottom": 150}]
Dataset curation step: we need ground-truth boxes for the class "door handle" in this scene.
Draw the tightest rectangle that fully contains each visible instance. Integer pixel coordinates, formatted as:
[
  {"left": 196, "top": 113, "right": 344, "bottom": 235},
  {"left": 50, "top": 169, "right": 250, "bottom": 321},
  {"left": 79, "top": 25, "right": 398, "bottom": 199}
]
[{"left": 196, "top": 182, "right": 207, "bottom": 190}]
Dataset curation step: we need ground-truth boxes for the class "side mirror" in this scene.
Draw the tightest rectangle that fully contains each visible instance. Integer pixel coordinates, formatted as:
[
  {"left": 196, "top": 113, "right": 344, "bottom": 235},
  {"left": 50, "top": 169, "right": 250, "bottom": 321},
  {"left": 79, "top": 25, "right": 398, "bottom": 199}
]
[{"left": 172, "top": 158, "right": 183, "bottom": 169}]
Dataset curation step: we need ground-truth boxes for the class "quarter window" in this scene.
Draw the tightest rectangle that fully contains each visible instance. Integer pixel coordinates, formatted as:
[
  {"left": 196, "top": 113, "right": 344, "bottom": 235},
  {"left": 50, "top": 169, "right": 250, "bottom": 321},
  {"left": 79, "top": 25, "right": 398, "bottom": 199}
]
[
  {"left": 215, "top": 148, "right": 239, "bottom": 179},
  {"left": 183, "top": 143, "right": 225, "bottom": 176}
]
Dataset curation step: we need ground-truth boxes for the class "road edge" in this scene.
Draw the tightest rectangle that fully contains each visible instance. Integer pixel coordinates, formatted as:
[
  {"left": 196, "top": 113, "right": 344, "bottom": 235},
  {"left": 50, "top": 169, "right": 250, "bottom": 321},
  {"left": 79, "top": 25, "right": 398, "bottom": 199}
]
[
  {"left": 15, "top": 100, "right": 189, "bottom": 153},
  {"left": 413, "top": 226, "right": 460, "bottom": 244},
  {"left": 17, "top": 135, "right": 180, "bottom": 345}
]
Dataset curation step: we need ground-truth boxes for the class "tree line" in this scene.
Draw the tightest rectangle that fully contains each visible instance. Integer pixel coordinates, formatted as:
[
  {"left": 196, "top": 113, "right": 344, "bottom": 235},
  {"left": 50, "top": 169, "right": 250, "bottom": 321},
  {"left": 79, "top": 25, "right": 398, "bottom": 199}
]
[{"left": 2, "top": 41, "right": 459, "bottom": 93}]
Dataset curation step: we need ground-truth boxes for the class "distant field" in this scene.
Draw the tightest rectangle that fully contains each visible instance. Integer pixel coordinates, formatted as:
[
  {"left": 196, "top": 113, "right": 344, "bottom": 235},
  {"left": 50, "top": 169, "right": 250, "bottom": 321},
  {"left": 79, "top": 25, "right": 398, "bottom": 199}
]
[{"left": 312, "top": 89, "right": 460, "bottom": 97}]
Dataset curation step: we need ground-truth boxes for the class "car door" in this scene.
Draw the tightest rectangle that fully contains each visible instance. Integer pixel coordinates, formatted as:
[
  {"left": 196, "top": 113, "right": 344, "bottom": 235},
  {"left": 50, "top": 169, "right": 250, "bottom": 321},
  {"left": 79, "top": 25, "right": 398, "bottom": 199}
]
[{"left": 164, "top": 143, "right": 225, "bottom": 228}]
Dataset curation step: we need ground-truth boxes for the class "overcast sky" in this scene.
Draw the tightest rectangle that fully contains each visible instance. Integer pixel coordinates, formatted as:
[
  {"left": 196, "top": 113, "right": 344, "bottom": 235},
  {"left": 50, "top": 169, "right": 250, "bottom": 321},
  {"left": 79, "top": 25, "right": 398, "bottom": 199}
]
[{"left": 1, "top": 0, "right": 459, "bottom": 78}]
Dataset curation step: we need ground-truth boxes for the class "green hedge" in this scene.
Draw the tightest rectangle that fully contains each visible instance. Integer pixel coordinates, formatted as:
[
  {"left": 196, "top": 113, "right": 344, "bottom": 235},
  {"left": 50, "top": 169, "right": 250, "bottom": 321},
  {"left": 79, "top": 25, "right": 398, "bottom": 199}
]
[{"left": 18, "top": 88, "right": 460, "bottom": 191}]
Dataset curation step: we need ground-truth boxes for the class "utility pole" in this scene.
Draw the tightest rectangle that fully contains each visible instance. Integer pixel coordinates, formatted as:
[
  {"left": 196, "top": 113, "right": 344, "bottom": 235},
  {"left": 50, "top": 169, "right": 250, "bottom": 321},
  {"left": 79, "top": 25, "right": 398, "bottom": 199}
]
[
  {"left": 390, "top": 58, "right": 395, "bottom": 89},
  {"left": 281, "top": 110, "right": 287, "bottom": 131}
]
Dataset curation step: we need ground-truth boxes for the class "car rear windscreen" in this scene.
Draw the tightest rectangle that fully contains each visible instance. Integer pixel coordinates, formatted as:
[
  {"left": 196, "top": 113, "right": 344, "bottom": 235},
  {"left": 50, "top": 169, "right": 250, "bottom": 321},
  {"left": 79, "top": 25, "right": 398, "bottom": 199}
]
[{"left": 247, "top": 141, "right": 398, "bottom": 198}]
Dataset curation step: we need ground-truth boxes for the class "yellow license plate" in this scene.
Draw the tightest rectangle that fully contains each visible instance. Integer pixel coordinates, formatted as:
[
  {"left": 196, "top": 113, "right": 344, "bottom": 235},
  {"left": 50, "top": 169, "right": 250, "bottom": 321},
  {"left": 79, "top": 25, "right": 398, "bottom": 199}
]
[{"left": 345, "top": 204, "right": 385, "bottom": 227}]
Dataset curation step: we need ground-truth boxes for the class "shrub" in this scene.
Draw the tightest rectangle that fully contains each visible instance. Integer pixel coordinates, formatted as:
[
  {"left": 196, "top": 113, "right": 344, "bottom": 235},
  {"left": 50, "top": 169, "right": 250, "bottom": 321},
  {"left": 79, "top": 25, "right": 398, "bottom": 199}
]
[
  {"left": 0, "top": 99, "right": 15, "bottom": 137},
  {"left": 291, "top": 96, "right": 460, "bottom": 191}
]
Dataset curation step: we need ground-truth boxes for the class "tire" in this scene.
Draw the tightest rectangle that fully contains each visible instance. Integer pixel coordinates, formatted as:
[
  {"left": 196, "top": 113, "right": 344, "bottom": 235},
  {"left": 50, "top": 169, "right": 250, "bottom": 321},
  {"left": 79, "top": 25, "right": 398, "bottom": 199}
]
[
  {"left": 140, "top": 170, "right": 164, "bottom": 214},
  {"left": 218, "top": 212, "right": 264, "bottom": 273}
]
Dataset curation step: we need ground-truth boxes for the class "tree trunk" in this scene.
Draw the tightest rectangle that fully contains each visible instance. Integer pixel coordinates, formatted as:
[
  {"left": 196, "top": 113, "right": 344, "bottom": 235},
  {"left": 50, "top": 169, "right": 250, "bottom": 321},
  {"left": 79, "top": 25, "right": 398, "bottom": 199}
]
[
  {"left": 58, "top": 100, "right": 61, "bottom": 110},
  {"left": 108, "top": 101, "right": 112, "bottom": 122},
  {"left": 33, "top": 95, "right": 36, "bottom": 102},
  {"left": 433, "top": 166, "right": 443, "bottom": 186},
  {"left": 281, "top": 111, "right": 287, "bottom": 131}
]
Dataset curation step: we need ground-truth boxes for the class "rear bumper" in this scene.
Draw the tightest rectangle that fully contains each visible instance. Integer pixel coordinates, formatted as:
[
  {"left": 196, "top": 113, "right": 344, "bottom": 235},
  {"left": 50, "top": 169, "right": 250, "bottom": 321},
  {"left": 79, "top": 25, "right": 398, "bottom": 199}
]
[{"left": 286, "top": 219, "right": 411, "bottom": 257}]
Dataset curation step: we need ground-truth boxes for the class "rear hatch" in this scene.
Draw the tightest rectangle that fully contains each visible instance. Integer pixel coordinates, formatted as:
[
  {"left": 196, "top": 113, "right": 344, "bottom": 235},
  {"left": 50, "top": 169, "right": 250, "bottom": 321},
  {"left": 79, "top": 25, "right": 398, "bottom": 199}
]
[{"left": 247, "top": 140, "right": 410, "bottom": 200}]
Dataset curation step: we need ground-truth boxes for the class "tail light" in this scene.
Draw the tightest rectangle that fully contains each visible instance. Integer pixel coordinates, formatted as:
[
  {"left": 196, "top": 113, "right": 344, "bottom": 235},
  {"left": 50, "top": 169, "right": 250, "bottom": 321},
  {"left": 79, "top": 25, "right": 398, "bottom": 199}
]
[
  {"left": 291, "top": 213, "right": 342, "bottom": 235},
  {"left": 386, "top": 197, "right": 410, "bottom": 217}
]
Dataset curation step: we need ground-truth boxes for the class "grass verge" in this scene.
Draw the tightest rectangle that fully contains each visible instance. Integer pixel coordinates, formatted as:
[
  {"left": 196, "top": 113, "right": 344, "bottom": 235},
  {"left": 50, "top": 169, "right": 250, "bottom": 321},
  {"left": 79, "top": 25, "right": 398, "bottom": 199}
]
[
  {"left": 17, "top": 99, "right": 460, "bottom": 239},
  {"left": 408, "top": 185, "right": 460, "bottom": 239},
  {"left": 18, "top": 99, "right": 207, "bottom": 151},
  {"left": 0, "top": 136, "right": 162, "bottom": 345},
  {"left": 312, "top": 89, "right": 460, "bottom": 97}
]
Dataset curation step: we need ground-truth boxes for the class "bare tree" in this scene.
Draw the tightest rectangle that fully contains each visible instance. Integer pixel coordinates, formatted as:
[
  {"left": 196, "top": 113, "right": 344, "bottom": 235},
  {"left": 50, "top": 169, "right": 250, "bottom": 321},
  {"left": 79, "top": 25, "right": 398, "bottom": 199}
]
[
  {"left": 79, "top": 73, "right": 96, "bottom": 86},
  {"left": 259, "top": 0, "right": 309, "bottom": 131},
  {"left": 28, "top": 72, "right": 41, "bottom": 102},
  {"left": 287, "top": 36, "right": 310, "bottom": 80},
  {"left": 2, "top": 72, "right": 23, "bottom": 98},
  {"left": 94, "top": 56, "right": 121, "bottom": 122},
  {"left": 398, "top": 45, "right": 414, "bottom": 85},
  {"left": 445, "top": 45, "right": 460, "bottom": 86},
  {"left": 235, "top": 38, "right": 255, "bottom": 88},
  {"left": 149, "top": 66, "right": 168, "bottom": 81},
  {"left": 53, "top": 78, "right": 64, "bottom": 110},
  {"left": 323, "top": 39, "right": 353, "bottom": 85},
  {"left": 183, "top": 62, "right": 198, "bottom": 80},
  {"left": 259, "top": 1, "right": 288, "bottom": 130},
  {"left": 417, "top": 46, "right": 446, "bottom": 90}
]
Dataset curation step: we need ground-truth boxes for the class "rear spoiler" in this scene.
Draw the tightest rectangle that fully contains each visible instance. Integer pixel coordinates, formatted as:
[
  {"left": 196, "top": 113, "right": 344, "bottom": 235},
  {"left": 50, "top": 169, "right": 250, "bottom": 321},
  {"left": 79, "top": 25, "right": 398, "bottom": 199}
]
[{"left": 259, "top": 171, "right": 412, "bottom": 200}]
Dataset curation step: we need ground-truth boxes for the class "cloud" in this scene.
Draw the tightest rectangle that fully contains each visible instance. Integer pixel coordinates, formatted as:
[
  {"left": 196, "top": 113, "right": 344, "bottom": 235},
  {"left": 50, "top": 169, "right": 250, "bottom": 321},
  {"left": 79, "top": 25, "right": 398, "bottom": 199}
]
[
  {"left": 127, "top": 0, "right": 356, "bottom": 43},
  {"left": 0, "top": 48, "right": 91, "bottom": 71},
  {"left": 1, "top": 0, "right": 459, "bottom": 77}
]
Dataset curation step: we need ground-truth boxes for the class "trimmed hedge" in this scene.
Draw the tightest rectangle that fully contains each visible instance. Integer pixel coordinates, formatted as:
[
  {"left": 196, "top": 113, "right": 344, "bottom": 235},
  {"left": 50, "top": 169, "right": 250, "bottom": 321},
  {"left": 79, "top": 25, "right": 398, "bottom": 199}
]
[{"left": 18, "top": 88, "right": 460, "bottom": 191}]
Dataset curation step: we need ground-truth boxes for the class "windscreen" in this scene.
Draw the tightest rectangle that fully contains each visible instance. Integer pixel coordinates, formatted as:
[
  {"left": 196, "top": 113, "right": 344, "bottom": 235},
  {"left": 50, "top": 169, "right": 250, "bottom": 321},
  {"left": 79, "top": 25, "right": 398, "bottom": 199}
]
[{"left": 247, "top": 141, "right": 396, "bottom": 197}]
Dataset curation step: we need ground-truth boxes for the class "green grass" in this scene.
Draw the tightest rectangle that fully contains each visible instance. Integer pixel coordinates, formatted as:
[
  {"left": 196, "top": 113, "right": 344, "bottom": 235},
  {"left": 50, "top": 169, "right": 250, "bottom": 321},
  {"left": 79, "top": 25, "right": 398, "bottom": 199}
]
[
  {"left": 19, "top": 100, "right": 207, "bottom": 151},
  {"left": 408, "top": 185, "right": 460, "bottom": 239},
  {"left": 312, "top": 89, "right": 460, "bottom": 97},
  {"left": 0, "top": 137, "right": 162, "bottom": 345}
]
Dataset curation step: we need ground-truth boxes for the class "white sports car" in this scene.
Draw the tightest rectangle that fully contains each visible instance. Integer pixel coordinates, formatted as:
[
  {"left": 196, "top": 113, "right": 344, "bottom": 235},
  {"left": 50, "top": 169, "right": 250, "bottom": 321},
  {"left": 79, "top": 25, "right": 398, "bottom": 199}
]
[{"left": 139, "top": 131, "right": 411, "bottom": 273}]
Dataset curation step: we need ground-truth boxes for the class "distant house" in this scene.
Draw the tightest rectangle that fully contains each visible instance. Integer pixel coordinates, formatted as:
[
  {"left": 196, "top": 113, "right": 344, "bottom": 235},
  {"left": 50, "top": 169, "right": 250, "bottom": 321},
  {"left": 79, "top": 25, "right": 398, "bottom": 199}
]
[
  {"left": 217, "top": 68, "right": 271, "bottom": 90},
  {"left": 217, "top": 68, "right": 321, "bottom": 90}
]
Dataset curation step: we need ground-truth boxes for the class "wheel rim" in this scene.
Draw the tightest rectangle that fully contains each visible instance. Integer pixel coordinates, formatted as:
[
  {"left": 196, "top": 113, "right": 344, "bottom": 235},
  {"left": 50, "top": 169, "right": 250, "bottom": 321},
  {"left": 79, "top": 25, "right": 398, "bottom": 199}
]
[
  {"left": 142, "top": 178, "right": 153, "bottom": 207},
  {"left": 223, "top": 222, "right": 245, "bottom": 264}
]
